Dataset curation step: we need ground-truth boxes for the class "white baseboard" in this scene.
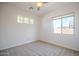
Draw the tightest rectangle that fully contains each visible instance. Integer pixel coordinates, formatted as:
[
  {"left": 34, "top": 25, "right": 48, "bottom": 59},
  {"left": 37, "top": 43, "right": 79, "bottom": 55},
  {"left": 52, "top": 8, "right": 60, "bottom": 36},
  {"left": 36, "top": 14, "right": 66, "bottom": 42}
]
[
  {"left": 40, "top": 40, "right": 79, "bottom": 52},
  {"left": 0, "top": 39, "right": 37, "bottom": 51}
]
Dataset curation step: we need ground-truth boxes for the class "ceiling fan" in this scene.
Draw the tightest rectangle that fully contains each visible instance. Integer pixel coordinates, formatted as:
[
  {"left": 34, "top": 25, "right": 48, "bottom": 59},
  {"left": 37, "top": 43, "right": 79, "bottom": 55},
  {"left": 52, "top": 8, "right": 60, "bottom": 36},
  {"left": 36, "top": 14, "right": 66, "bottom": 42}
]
[
  {"left": 29, "top": 2, "right": 48, "bottom": 11},
  {"left": 37, "top": 2, "right": 48, "bottom": 10}
]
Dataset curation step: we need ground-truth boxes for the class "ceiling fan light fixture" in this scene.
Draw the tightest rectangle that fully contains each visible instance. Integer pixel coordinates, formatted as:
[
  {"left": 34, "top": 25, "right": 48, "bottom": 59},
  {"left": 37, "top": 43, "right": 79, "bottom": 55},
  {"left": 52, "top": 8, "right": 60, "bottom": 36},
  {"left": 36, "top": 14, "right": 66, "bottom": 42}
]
[
  {"left": 37, "top": 2, "right": 43, "bottom": 7},
  {"left": 37, "top": 2, "right": 43, "bottom": 10}
]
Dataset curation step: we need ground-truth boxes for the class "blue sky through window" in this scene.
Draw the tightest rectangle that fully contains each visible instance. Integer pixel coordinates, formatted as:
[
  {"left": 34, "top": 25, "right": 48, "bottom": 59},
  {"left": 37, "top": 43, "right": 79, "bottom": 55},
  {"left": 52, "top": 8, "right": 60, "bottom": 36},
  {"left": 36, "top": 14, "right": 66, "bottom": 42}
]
[
  {"left": 53, "top": 19, "right": 61, "bottom": 28},
  {"left": 62, "top": 16, "right": 73, "bottom": 27}
]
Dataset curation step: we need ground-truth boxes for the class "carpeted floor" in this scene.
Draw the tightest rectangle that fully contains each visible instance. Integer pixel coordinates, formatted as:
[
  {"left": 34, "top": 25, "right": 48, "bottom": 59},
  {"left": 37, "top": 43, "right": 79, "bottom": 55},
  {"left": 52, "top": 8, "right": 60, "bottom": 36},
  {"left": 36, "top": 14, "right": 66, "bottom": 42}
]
[{"left": 0, "top": 40, "right": 79, "bottom": 56}]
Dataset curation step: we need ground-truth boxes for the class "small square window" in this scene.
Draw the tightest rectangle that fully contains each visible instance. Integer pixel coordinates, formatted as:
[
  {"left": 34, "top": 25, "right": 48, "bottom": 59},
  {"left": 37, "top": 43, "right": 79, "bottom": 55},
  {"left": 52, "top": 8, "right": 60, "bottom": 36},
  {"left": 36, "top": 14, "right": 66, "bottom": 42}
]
[
  {"left": 20, "top": 16, "right": 23, "bottom": 23},
  {"left": 17, "top": 16, "right": 21, "bottom": 23},
  {"left": 24, "top": 17, "right": 29, "bottom": 24},
  {"left": 30, "top": 18, "right": 34, "bottom": 24},
  {"left": 17, "top": 16, "right": 23, "bottom": 23}
]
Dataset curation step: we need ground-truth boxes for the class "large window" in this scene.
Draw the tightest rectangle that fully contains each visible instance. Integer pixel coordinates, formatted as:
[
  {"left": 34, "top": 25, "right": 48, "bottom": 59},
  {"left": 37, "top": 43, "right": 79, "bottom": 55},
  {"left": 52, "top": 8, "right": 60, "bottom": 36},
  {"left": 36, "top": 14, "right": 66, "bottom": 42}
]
[{"left": 53, "top": 13, "right": 74, "bottom": 34}]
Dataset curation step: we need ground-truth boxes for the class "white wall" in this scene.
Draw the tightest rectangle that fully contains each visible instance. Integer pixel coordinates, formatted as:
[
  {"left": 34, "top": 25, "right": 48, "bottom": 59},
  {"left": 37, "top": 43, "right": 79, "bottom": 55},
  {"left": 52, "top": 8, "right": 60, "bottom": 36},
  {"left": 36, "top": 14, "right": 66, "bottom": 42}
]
[
  {"left": 40, "top": 4, "right": 79, "bottom": 51},
  {"left": 0, "top": 3, "right": 39, "bottom": 50}
]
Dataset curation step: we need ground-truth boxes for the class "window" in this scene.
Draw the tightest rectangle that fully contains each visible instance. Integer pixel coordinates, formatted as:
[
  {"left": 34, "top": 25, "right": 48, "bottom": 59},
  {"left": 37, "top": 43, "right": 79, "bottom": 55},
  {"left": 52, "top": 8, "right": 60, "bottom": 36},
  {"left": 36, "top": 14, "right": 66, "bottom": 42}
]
[
  {"left": 53, "top": 13, "right": 74, "bottom": 34},
  {"left": 24, "top": 17, "right": 29, "bottom": 24},
  {"left": 17, "top": 16, "right": 34, "bottom": 24},
  {"left": 17, "top": 16, "right": 23, "bottom": 23},
  {"left": 30, "top": 18, "right": 34, "bottom": 24},
  {"left": 53, "top": 18, "right": 61, "bottom": 34},
  {"left": 62, "top": 16, "right": 74, "bottom": 34}
]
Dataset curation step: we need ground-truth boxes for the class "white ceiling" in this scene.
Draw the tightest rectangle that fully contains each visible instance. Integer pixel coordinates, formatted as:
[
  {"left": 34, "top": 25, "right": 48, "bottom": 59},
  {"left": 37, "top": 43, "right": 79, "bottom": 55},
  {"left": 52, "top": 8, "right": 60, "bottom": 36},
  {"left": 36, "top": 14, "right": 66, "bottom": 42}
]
[{"left": 9, "top": 2, "right": 79, "bottom": 17}]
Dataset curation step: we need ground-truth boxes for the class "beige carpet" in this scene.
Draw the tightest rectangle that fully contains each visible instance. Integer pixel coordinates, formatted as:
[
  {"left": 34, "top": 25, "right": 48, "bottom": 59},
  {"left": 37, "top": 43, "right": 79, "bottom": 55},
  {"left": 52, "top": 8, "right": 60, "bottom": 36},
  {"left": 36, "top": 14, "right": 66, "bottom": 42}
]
[{"left": 0, "top": 40, "right": 79, "bottom": 56}]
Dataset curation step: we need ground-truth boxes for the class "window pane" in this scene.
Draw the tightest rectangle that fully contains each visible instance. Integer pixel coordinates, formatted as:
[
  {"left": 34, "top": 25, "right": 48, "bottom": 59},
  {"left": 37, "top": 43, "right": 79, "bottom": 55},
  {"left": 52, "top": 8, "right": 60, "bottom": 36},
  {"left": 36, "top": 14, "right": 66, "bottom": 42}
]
[
  {"left": 17, "top": 16, "right": 20, "bottom": 23},
  {"left": 53, "top": 19, "right": 61, "bottom": 34},
  {"left": 24, "top": 17, "right": 29, "bottom": 24},
  {"left": 62, "top": 16, "right": 74, "bottom": 34},
  {"left": 20, "top": 16, "right": 23, "bottom": 23},
  {"left": 17, "top": 16, "right": 23, "bottom": 23},
  {"left": 30, "top": 18, "right": 34, "bottom": 24}
]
